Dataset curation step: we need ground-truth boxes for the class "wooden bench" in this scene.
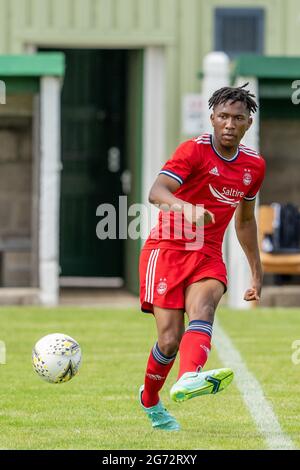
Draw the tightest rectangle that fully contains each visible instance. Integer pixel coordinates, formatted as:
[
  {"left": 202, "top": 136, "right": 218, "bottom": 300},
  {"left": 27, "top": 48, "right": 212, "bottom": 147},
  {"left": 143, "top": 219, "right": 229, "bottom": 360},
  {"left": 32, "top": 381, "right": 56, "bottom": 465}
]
[{"left": 258, "top": 205, "right": 300, "bottom": 274}]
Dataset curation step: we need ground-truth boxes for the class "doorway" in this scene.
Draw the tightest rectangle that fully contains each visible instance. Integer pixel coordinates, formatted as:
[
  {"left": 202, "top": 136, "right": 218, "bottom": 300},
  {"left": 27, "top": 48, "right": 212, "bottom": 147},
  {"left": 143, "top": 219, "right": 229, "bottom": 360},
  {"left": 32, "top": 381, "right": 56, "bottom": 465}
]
[{"left": 58, "top": 49, "right": 128, "bottom": 283}]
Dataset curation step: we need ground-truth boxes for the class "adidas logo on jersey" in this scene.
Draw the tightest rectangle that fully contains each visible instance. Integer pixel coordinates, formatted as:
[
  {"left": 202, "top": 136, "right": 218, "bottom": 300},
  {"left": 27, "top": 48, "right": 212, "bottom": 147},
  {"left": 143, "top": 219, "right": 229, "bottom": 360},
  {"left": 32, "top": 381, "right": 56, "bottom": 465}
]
[{"left": 209, "top": 166, "right": 220, "bottom": 176}]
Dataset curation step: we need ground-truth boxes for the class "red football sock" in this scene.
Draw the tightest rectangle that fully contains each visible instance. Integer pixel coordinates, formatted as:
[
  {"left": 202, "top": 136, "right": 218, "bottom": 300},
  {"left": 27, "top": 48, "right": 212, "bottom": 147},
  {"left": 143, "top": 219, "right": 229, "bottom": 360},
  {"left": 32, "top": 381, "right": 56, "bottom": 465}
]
[
  {"left": 142, "top": 343, "right": 176, "bottom": 408},
  {"left": 178, "top": 329, "right": 211, "bottom": 379}
]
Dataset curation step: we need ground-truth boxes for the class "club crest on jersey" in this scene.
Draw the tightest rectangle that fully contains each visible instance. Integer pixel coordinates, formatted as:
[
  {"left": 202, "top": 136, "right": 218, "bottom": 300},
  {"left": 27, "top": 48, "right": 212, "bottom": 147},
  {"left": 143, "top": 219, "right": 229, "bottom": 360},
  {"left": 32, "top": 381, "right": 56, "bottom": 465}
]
[
  {"left": 157, "top": 278, "right": 168, "bottom": 295},
  {"left": 209, "top": 166, "right": 220, "bottom": 176},
  {"left": 243, "top": 169, "right": 252, "bottom": 186}
]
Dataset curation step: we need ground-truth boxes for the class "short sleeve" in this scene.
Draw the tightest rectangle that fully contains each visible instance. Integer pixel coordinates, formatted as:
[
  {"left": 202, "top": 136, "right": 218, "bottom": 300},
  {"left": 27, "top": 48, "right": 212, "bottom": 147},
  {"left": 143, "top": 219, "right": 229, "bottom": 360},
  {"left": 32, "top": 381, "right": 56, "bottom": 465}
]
[
  {"left": 159, "top": 140, "right": 197, "bottom": 185},
  {"left": 243, "top": 158, "right": 266, "bottom": 201}
]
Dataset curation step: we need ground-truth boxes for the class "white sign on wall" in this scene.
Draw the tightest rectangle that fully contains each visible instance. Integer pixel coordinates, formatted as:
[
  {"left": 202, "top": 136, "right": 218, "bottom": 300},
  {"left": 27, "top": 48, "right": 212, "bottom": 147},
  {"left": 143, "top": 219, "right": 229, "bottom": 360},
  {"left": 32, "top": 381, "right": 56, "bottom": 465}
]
[{"left": 182, "top": 93, "right": 205, "bottom": 136}]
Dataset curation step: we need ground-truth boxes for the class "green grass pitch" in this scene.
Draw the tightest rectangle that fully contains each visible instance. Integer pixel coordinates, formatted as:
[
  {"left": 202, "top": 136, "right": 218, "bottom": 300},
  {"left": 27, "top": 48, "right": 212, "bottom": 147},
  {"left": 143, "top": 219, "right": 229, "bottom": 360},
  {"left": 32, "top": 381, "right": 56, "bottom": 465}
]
[{"left": 0, "top": 306, "right": 299, "bottom": 450}]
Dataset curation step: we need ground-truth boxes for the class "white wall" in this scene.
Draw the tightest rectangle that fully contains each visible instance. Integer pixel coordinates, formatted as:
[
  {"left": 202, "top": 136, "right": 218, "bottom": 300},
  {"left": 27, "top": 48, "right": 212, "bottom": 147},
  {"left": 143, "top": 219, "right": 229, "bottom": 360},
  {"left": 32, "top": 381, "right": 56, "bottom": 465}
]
[
  {"left": 39, "top": 76, "right": 61, "bottom": 305},
  {"left": 142, "top": 47, "right": 166, "bottom": 239}
]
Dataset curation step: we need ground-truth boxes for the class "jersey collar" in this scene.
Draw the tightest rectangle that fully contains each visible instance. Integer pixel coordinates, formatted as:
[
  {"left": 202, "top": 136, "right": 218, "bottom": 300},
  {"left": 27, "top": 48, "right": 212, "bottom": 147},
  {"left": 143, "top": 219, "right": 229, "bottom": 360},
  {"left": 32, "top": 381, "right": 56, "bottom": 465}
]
[{"left": 210, "top": 134, "right": 240, "bottom": 162}]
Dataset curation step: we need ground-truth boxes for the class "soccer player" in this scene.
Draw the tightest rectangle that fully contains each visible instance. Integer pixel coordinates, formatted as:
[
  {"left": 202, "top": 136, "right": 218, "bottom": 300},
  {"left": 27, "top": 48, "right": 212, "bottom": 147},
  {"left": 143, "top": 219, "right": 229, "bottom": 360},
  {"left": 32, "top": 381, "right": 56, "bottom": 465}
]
[{"left": 139, "top": 84, "right": 266, "bottom": 431}]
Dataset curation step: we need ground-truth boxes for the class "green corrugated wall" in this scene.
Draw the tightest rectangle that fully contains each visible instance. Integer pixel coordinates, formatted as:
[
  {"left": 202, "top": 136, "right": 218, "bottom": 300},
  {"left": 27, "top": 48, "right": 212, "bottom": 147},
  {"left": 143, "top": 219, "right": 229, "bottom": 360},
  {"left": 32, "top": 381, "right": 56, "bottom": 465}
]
[{"left": 1, "top": 0, "right": 299, "bottom": 152}]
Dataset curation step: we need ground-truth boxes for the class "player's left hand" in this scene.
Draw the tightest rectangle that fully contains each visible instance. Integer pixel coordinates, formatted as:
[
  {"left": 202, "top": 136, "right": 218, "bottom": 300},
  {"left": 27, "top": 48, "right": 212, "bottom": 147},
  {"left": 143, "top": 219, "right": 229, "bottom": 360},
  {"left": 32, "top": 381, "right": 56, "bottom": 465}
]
[{"left": 243, "top": 282, "right": 262, "bottom": 301}]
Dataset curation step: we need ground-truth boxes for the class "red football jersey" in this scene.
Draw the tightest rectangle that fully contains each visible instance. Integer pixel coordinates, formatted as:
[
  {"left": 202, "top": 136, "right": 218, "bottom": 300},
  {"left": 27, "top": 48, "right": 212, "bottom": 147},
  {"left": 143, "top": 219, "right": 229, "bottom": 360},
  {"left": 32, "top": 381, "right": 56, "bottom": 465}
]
[{"left": 144, "top": 133, "right": 266, "bottom": 258}]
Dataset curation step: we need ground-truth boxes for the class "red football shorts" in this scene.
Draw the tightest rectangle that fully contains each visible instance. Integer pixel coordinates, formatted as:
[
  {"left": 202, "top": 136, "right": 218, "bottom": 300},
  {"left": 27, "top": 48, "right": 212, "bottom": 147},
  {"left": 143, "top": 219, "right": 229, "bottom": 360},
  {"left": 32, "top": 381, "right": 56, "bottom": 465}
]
[{"left": 139, "top": 248, "right": 227, "bottom": 314}]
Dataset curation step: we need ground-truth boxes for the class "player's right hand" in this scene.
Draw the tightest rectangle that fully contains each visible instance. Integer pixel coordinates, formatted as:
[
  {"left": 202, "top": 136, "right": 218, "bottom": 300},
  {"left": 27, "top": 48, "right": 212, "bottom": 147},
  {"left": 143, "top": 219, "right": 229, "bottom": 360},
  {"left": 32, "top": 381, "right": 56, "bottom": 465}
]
[{"left": 184, "top": 204, "right": 215, "bottom": 226}]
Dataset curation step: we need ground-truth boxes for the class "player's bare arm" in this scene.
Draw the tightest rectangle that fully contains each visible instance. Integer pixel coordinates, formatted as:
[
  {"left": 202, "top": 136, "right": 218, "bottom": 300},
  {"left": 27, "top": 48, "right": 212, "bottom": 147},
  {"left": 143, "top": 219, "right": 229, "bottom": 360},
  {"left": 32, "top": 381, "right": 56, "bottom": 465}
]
[
  {"left": 149, "top": 174, "right": 215, "bottom": 226},
  {"left": 235, "top": 198, "right": 263, "bottom": 301}
]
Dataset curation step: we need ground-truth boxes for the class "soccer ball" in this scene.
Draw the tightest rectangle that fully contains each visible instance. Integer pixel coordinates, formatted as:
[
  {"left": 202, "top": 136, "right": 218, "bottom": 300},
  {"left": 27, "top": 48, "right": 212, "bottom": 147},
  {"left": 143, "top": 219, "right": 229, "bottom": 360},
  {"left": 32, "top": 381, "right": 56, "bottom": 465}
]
[{"left": 32, "top": 333, "right": 82, "bottom": 384}]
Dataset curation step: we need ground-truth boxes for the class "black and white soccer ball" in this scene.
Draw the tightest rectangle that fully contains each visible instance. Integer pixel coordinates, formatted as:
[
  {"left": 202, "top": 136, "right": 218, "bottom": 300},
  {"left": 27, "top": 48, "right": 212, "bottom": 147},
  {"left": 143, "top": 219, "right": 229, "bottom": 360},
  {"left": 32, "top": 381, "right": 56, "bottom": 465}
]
[{"left": 32, "top": 333, "right": 82, "bottom": 384}]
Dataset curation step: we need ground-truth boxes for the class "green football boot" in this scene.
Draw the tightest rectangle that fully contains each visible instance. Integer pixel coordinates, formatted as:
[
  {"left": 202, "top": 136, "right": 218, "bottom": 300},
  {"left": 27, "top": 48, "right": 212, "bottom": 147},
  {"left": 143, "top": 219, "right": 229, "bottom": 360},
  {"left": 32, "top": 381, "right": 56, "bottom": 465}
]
[
  {"left": 170, "top": 368, "right": 234, "bottom": 403},
  {"left": 139, "top": 385, "right": 180, "bottom": 431}
]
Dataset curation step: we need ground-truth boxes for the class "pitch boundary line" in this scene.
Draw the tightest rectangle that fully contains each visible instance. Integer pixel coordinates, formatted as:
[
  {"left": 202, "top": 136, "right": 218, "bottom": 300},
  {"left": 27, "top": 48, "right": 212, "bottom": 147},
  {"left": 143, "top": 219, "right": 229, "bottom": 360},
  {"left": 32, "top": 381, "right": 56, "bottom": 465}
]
[{"left": 213, "top": 318, "right": 296, "bottom": 450}]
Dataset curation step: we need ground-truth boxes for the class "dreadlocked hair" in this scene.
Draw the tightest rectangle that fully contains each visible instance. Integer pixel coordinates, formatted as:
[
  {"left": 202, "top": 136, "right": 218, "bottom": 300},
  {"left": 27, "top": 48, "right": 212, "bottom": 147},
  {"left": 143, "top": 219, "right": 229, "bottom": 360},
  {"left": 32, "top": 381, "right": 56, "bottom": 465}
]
[{"left": 208, "top": 83, "right": 258, "bottom": 114}]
